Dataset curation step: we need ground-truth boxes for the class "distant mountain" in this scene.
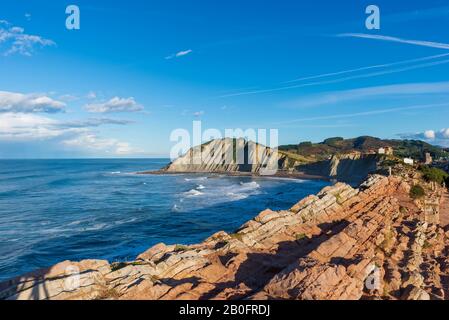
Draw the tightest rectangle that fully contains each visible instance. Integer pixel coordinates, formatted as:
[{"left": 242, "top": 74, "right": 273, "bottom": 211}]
[{"left": 279, "top": 136, "right": 449, "bottom": 161}]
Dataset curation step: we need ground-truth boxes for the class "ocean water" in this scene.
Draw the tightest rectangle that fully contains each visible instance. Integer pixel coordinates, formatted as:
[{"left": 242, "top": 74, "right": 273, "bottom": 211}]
[{"left": 0, "top": 159, "right": 330, "bottom": 281}]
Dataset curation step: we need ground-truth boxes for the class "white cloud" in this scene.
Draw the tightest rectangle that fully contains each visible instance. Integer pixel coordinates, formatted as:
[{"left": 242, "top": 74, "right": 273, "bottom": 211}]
[
  {"left": 58, "top": 94, "right": 79, "bottom": 102},
  {"left": 424, "top": 130, "right": 436, "bottom": 139},
  {"left": 0, "top": 113, "right": 141, "bottom": 155},
  {"left": 0, "top": 91, "right": 66, "bottom": 113},
  {"left": 193, "top": 111, "right": 204, "bottom": 117},
  {"left": 338, "top": 33, "right": 449, "bottom": 50},
  {"left": 0, "top": 113, "right": 80, "bottom": 140},
  {"left": 87, "top": 91, "right": 97, "bottom": 99},
  {"left": 176, "top": 49, "right": 192, "bottom": 57},
  {"left": 25, "top": 13, "right": 32, "bottom": 21},
  {"left": 165, "top": 49, "right": 193, "bottom": 60},
  {"left": 400, "top": 128, "right": 449, "bottom": 146},
  {"left": 0, "top": 21, "right": 55, "bottom": 56},
  {"left": 62, "top": 133, "right": 143, "bottom": 155},
  {"left": 85, "top": 97, "right": 144, "bottom": 113}
]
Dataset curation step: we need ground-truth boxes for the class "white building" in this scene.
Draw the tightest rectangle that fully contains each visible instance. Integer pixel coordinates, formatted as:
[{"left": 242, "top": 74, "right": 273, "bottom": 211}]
[
  {"left": 404, "top": 158, "right": 414, "bottom": 165},
  {"left": 378, "top": 147, "right": 393, "bottom": 155}
]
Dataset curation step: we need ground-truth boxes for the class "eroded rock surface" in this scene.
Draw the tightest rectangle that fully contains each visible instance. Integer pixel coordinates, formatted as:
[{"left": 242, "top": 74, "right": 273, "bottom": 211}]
[{"left": 2, "top": 175, "right": 449, "bottom": 300}]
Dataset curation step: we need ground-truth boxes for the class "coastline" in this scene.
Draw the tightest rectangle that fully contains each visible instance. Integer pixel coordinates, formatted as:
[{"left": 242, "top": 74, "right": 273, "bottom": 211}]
[
  {"left": 137, "top": 169, "right": 331, "bottom": 182},
  {"left": 2, "top": 173, "right": 449, "bottom": 300}
]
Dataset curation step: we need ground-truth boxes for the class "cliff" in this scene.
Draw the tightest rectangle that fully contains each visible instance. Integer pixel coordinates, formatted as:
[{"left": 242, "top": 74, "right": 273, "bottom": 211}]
[
  {"left": 2, "top": 174, "right": 449, "bottom": 300},
  {"left": 296, "top": 153, "right": 379, "bottom": 184},
  {"left": 162, "top": 138, "right": 286, "bottom": 175},
  {"left": 158, "top": 138, "right": 379, "bottom": 184}
]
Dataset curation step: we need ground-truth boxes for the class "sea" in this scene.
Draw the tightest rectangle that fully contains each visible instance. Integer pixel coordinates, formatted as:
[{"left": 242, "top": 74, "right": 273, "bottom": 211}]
[{"left": 0, "top": 159, "right": 330, "bottom": 281}]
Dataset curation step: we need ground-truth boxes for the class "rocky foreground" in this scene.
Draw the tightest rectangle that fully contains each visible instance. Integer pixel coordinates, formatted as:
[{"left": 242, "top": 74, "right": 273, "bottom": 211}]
[{"left": 2, "top": 174, "right": 449, "bottom": 300}]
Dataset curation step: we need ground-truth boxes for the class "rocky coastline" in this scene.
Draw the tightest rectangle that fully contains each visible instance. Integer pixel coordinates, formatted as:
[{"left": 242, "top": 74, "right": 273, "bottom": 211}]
[{"left": 2, "top": 172, "right": 449, "bottom": 300}]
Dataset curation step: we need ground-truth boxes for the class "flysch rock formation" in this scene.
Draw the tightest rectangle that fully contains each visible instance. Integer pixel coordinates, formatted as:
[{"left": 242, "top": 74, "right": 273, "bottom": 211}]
[
  {"left": 297, "top": 153, "right": 379, "bottom": 184},
  {"left": 162, "top": 138, "right": 284, "bottom": 175},
  {"left": 158, "top": 138, "right": 379, "bottom": 184},
  {"left": 2, "top": 175, "right": 449, "bottom": 300}
]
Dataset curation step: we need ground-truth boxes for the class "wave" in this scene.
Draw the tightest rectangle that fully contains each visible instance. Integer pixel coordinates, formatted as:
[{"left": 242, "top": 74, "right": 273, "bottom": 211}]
[
  {"left": 196, "top": 184, "right": 206, "bottom": 190},
  {"left": 184, "top": 177, "right": 208, "bottom": 182},
  {"left": 239, "top": 181, "right": 260, "bottom": 189},
  {"left": 225, "top": 192, "right": 250, "bottom": 201},
  {"left": 184, "top": 189, "right": 204, "bottom": 197}
]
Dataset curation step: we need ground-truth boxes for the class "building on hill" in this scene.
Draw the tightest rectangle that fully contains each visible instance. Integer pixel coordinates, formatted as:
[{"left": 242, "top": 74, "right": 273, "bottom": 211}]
[
  {"left": 378, "top": 147, "right": 393, "bottom": 155},
  {"left": 404, "top": 158, "right": 414, "bottom": 165},
  {"left": 424, "top": 152, "right": 433, "bottom": 165}
]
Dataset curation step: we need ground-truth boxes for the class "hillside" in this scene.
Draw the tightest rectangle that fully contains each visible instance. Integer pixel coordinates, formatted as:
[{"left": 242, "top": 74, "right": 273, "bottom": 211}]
[
  {"left": 155, "top": 136, "right": 449, "bottom": 184},
  {"left": 279, "top": 136, "right": 449, "bottom": 161}
]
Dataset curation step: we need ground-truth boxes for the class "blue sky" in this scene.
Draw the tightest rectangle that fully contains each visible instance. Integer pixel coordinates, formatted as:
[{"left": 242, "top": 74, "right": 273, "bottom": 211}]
[{"left": 1, "top": 0, "right": 449, "bottom": 158}]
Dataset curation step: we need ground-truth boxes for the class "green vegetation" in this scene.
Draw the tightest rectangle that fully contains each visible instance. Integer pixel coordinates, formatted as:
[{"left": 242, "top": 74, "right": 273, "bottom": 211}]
[
  {"left": 423, "top": 240, "right": 433, "bottom": 250},
  {"left": 279, "top": 136, "right": 449, "bottom": 161},
  {"left": 410, "top": 185, "right": 426, "bottom": 200},
  {"left": 110, "top": 261, "right": 145, "bottom": 272},
  {"left": 174, "top": 245, "right": 189, "bottom": 252},
  {"left": 111, "top": 262, "right": 128, "bottom": 272},
  {"left": 229, "top": 233, "right": 243, "bottom": 241},
  {"left": 97, "top": 288, "right": 121, "bottom": 300},
  {"left": 295, "top": 233, "right": 308, "bottom": 241},
  {"left": 419, "top": 165, "right": 449, "bottom": 185},
  {"left": 298, "top": 141, "right": 313, "bottom": 147},
  {"left": 323, "top": 137, "right": 344, "bottom": 147}
]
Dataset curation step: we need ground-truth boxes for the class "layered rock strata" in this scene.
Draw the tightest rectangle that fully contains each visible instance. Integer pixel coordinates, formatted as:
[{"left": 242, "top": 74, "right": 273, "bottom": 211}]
[{"left": 2, "top": 175, "right": 449, "bottom": 300}]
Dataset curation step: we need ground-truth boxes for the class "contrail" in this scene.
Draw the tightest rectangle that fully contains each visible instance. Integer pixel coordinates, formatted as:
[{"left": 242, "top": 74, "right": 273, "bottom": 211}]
[
  {"left": 338, "top": 33, "right": 449, "bottom": 50},
  {"left": 284, "top": 53, "right": 449, "bottom": 84},
  {"left": 272, "top": 102, "right": 449, "bottom": 125},
  {"left": 219, "top": 58, "right": 449, "bottom": 98}
]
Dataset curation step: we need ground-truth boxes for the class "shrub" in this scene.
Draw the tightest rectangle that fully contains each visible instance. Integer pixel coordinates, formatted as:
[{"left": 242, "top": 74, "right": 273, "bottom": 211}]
[
  {"left": 110, "top": 262, "right": 128, "bottom": 272},
  {"left": 229, "top": 233, "right": 243, "bottom": 241},
  {"left": 298, "top": 141, "right": 313, "bottom": 147},
  {"left": 174, "top": 245, "right": 189, "bottom": 252},
  {"left": 323, "top": 137, "right": 344, "bottom": 147},
  {"left": 410, "top": 185, "right": 426, "bottom": 200},
  {"left": 296, "top": 233, "right": 307, "bottom": 241},
  {"left": 419, "top": 165, "right": 449, "bottom": 185}
]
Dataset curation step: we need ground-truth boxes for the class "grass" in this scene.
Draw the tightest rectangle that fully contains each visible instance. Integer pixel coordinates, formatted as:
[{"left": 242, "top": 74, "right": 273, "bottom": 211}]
[
  {"left": 174, "top": 245, "right": 190, "bottom": 252},
  {"left": 423, "top": 240, "right": 432, "bottom": 250},
  {"left": 295, "top": 233, "right": 308, "bottom": 241},
  {"left": 229, "top": 233, "right": 243, "bottom": 241},
  {"left": 97, "top": 288, "right": 121, "bottom": 300},
  {"left": 335, "top": 193, "right": 344, "bottom": 205},
  {"left": 110, "top": 261, "right": 146, "bottom": 272},
  {"left": 278, "top": 150, "right": 313, "bottom": 165},
  {"left": 110, "top": 262, "right": 128, "bottom": 272}
]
